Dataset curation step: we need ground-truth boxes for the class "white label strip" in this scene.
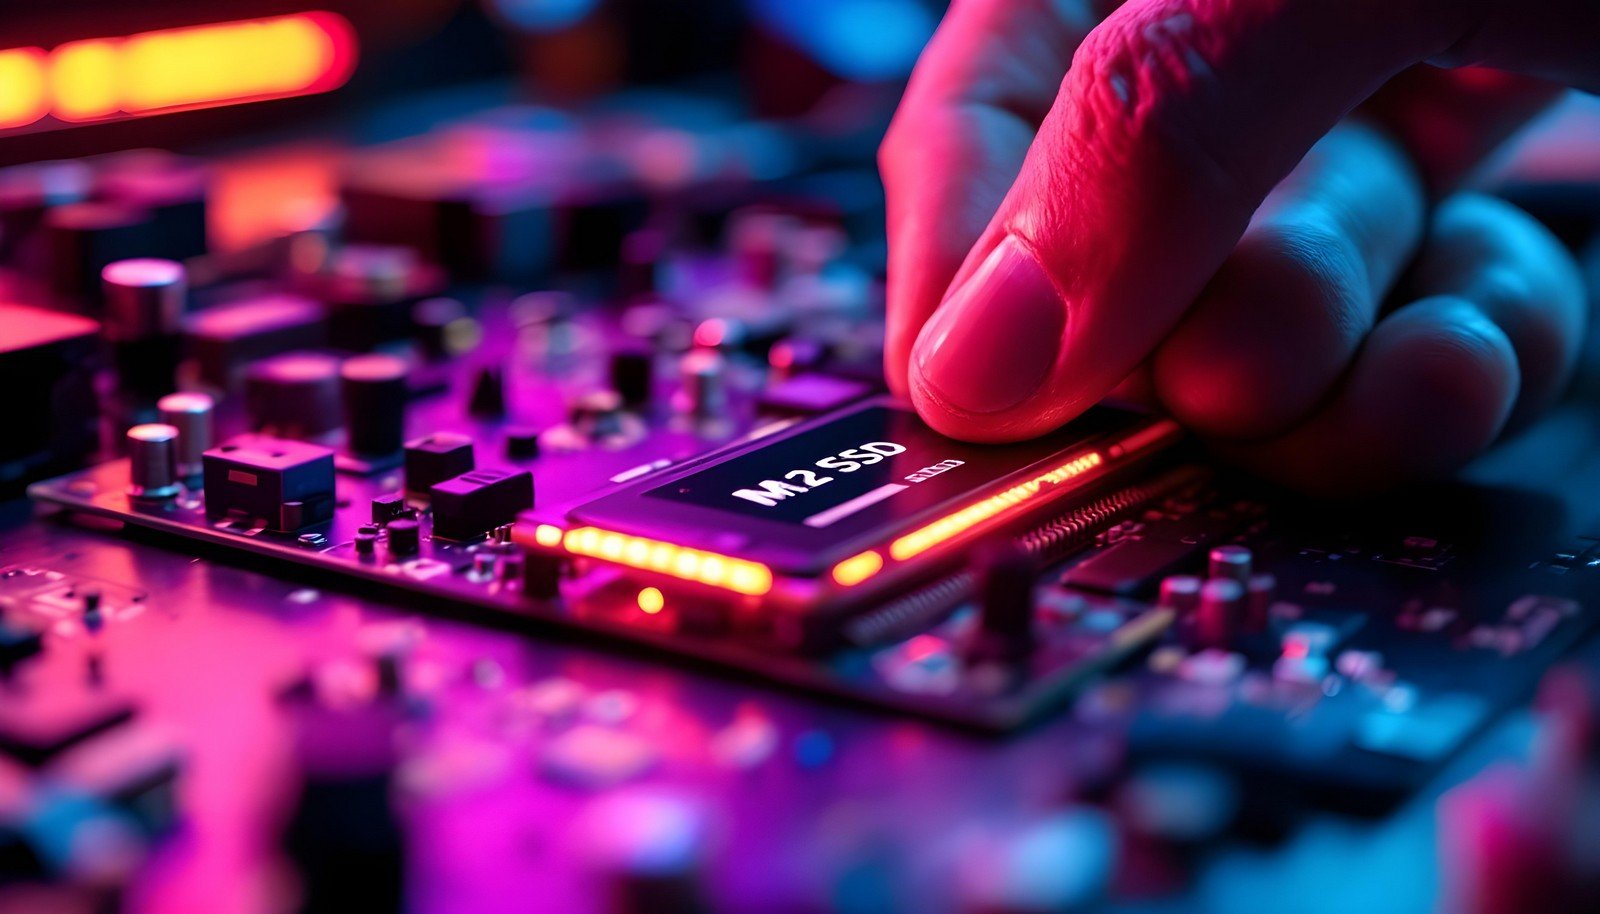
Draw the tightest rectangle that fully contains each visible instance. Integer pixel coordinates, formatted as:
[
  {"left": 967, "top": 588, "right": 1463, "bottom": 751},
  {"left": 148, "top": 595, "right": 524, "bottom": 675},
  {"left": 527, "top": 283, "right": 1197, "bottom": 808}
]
[{"left": 802, "top": 483, "right": 909, "bottom": 529}]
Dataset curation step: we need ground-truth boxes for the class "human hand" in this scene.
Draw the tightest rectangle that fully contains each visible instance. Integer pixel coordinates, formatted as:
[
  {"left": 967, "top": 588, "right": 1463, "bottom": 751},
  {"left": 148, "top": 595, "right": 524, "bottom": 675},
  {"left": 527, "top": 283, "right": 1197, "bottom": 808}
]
[{"left": 881, "top": 0, "right": 1598, "bottom": 492}]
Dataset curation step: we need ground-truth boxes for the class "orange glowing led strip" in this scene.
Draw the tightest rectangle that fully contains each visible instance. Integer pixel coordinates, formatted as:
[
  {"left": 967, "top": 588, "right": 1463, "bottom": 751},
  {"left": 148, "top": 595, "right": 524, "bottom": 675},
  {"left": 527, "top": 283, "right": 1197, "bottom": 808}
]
[
  {"left": 0, "top": 12, "right": 357, "bottom": 132},
  {"left": 888, "top": 452, "right": 1104, "bottom": 562},
  {"left": 542, "top": 525, "right": 774, "bottom": 597},
  {"left": 830, "top": 550, "right": 884, "bottom": 587}
]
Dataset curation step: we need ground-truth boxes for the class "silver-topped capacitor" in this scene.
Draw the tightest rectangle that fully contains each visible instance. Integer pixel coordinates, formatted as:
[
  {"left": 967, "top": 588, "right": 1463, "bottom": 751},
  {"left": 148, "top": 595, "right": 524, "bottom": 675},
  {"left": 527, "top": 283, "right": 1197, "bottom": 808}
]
[
  {"left": 103, "top": 258, "right": 186, "bottom": 342},
  {"left": 1194, "top": 577, "right": 1245, "bottom": 648},
  {"left": 1207, "top": 545, "right": 1252, "bottom": 583},
  {"left": 103, "top": 258, "right": 187, "bottom": 400},
  {"left": 127, "top": 423, "right": 182, "bottom": 501},
  {"left": 571, "top": 389, "right": 627, "bottom": 440},
  {"left": 1158, "top": 574, "right": 1203, "bottom": 614},
  {"left": 676, "top": 350, "right": 727, "bottom": 420},
  {"left": 157, "top": 391, "right": 215, "bottom": 482}
]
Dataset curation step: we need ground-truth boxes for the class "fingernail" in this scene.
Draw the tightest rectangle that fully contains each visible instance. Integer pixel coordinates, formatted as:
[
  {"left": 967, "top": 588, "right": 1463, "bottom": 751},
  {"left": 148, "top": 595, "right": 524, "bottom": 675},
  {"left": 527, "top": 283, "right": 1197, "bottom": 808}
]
[{"left": 914, "top": 235, "right": 1065, "bottom": 415}]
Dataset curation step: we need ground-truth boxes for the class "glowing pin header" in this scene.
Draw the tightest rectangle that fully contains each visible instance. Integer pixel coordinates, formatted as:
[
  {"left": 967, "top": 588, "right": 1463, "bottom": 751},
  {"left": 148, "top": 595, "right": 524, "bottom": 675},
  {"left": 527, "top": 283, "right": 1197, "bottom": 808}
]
[{"left": 0, "top": 12, "right": 358, "bottom": 134}]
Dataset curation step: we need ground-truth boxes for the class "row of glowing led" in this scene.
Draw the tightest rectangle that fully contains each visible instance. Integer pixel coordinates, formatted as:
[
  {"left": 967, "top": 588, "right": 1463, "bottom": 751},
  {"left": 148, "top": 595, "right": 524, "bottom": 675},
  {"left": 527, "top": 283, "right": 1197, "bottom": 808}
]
[
  {"left": 542, "top": 524, "right": 775, "bottom": 597},
  {"left": 0, "top": 13, "right": 357, "bottom": 131},
  {"left": 888, "top": 452, "right": 1102, "bottom": 562}
]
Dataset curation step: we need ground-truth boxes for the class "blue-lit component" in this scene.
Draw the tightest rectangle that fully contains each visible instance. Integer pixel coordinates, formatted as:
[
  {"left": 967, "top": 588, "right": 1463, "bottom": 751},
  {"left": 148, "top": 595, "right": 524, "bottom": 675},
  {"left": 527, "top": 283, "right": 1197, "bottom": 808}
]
[
  {"left": 751, "top": 0, "right": 936, "bottom": 81},
  {"left": 489, "top": 0, "right": 602, "bottom": 32}
]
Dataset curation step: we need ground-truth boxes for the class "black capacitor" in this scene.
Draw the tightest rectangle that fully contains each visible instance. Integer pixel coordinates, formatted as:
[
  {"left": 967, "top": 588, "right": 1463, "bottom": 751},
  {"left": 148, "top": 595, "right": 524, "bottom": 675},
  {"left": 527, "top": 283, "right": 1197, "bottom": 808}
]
[
  {"left": 404, "top": 433, "right": 474, "bottom": 494},
  {"left": 505, "top": 427, "right": 541, "bottom": 461},
  {"left": 44, "top": 202, "right": 157, "bottom": 306},
  {"left": 322, "top": 245, "right": 428, "bottom": 351},
  {"left": 584, "top": 792, "right": 710, "bottom": 914},
  {"left": 371, "top": 493, "right": 407, "bottom": 525},
  {"left": 411, "top": 297, "right": 474, "bottom": 361},
  {"left": 283, "top": 698, "right": 406, "bottom": 914},
  {"left": 95, "top": 149, "right": 209, "bottom": 263},
  {"left": 0, "top": 304, "right": 100, "bottom": 497},
  {"left": 184, "top": 294, "right": 329, "bottom": 392},
  {"left": 608, "top": 343, "right": 655, "bottom": 408},
  {"left": 0, "top": 159, "right": 92, "bottom": 262},
  {"left": 387, "top": 518, "right": 420, "bottom": 556},
  {"left": 429, "top": 468, "right": 534, "bottom": 541},
  {"left": 615, "top": 227, "right": 666, "bottom": 301},
  {"left": 966, "top": 543, "right": 1038, "bottom": 662},
  {"left": 245, "top": 352, "right": 344, "bottom": 439},
  {"left": 0, "top": 615, "right": 44, "bottom": 675},
  {"left": 466, "top": 365, "right": 506, "bottom": 419},
  {"left": 339, "top": 353, "right": 409, "bottom": 457}
]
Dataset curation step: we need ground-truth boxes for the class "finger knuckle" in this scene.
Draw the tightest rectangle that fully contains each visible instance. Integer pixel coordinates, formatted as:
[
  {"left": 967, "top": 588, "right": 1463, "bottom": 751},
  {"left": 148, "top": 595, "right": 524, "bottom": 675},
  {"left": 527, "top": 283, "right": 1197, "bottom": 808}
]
[
  {"left": 1065, "top": 0, "right": 1244, "bottom": 187},
  {"left": 1243, "top": 219, "right": 1369, "bottom": 336}
]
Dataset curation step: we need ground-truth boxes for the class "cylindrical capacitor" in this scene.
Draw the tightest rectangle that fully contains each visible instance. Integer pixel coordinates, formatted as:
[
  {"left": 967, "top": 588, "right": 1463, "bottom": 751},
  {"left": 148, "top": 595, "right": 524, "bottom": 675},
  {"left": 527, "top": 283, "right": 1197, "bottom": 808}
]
[
  {"left": 1208, "top": 545, "right": 1252, "bottom": 583},
  {"left": 387, "top": 518, "right": 420, "bottom": 556},
  {"left": 44, "top": 202, "right": 154, "bottom": 304},
  {"left": 581, "top": 792, "right": 709, "bottom": 914},
  {"left": 1158, "top": 575, "right": 1203, "bottom": 614},
  {"left": 1194, "top": 578, "right": 1245, "bottom": 648},
  {"left": 245, "top": 352, "right": 344, "bottom": 439},
  {"left": 411, "top": 297, "right": 475, "bottom": 361},
  {"left": 571, "top": 390, "right": 627, "bottom": 440},
  {"left": 103, "top": 258, "right": 187, "bottom": 400},
  {"left": 127, "top": 423, "right": 181, "bottom": 500},
  {"left": 157, "top": 391, "right": 214, "bottom": 481},
  {"left": 677, "top": 350, "right": 726, "bottom": 419},
  {"left": 102, "top": 258, "right": 185, "bottom": 342},
  {"left": 967, "top": 542, "right": 1038, "bottom": 662},
  {"left": 1244, "top": 573, "right": 1276, "bottom": 631},
  {"left": 505, "top": 427, "right": 541, "bottom": 461},
  {"left": 466, "top": 365, "right": 506, "bottom": 419},
  {"left": 616, "top": 228, "right": 665, "bottom": 302},
  {"left": 339, "top": 353, "right": 409, "bottom": 457},
  {"left": 609, "top": 343, "right": 655, "bottom": 408}
]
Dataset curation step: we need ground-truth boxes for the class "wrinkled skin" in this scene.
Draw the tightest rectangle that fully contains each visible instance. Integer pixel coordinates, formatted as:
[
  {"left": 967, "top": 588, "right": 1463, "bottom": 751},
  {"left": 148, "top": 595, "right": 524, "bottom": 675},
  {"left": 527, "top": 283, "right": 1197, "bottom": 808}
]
[{"left": 882, "top": 0, "right": 1600, "bottom": 493}]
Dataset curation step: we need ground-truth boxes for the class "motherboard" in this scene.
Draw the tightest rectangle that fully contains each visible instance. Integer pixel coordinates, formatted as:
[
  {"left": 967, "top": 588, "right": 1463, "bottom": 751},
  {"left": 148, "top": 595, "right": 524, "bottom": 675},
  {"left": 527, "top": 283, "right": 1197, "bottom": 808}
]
[{"left": 2, "top": 43, "right": 1600, "bottom": 914}]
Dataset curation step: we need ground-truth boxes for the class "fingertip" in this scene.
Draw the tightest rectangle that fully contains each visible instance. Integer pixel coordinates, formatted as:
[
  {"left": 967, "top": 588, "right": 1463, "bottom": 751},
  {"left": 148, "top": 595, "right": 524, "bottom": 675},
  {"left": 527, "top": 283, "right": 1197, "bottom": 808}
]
[
  {"left": 1413, "top": 192, "right": 1587, "bottom": 421},
  {"left": 1353, "top": 297, "right": 1520, "bottom": 466},
  {"left": 907, "top": 343, "right": 1049, "bottom": 444}
]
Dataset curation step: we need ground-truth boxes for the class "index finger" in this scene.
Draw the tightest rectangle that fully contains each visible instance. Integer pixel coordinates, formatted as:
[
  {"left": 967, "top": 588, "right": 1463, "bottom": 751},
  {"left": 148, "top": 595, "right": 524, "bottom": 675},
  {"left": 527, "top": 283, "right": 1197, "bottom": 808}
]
[
  {"left": 880, "top": 0, "right": 1117, "bottom": 395},
  {"left": 907, "top": 0, "right": 1600, "bottom": 441}
]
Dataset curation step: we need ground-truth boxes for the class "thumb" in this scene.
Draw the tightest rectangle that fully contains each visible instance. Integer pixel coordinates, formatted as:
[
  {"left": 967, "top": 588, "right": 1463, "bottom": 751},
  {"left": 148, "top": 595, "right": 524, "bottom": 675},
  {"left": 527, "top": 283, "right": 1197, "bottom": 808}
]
[{"left": 908, "top": 0, "right": 1600, "bottom": 442}]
